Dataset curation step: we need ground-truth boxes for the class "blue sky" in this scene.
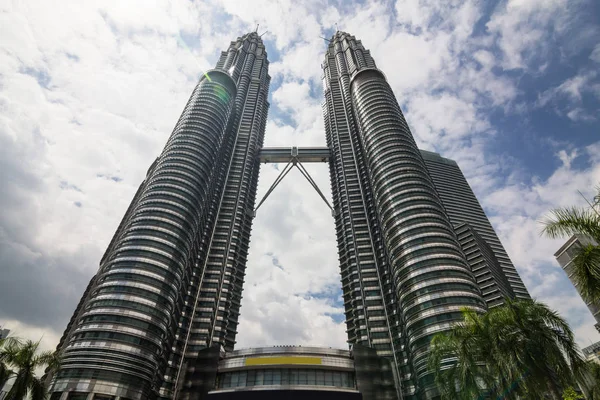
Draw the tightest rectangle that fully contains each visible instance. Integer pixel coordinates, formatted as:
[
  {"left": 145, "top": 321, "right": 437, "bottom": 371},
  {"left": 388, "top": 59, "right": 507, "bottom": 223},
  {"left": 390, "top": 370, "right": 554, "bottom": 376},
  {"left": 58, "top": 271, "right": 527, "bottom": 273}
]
[{"left": 0, "top": 0, "right": 599, "bottom": 351}]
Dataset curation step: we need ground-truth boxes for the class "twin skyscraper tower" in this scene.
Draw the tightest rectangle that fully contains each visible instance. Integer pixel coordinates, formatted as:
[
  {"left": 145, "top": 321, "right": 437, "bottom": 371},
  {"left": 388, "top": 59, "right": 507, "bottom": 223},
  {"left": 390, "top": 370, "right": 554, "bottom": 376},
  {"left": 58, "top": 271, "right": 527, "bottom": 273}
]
[{"left": 49, "top": 32, "right": 529, "bottom": 400}]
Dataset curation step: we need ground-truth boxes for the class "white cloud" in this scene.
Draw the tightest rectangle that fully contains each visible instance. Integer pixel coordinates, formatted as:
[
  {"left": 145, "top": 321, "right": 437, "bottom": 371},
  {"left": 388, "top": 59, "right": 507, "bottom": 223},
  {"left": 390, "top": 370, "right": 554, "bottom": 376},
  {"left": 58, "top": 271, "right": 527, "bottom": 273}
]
[
  {"left": 487, "top": 0, "right": 599, "bottom": 71},
  {"left": 487, "top": 0, "right": 567, "bottom": 70},
  {"left": 217, "top": 0, "right": 324, "bottom": 50},
  {"left": 0, "top": 0, "right": 599, "bottom": 356},
  {"left": 481, "top": 144, "right": 600, "bottom": 345},
  {"left": 591, "top": 44, "right": 600, "bottom": 63},
  {"left": 538, "top": 71, "right": 598, "bottom": 106},
  {"left": 557, "top": 149, "right": 578, "bottom": 169},
  {"left": 270, "top": 42, "right": 324, "bottom": 83},
  {"left": 0, "top": 319, "right": 62, "bottom": 354}
]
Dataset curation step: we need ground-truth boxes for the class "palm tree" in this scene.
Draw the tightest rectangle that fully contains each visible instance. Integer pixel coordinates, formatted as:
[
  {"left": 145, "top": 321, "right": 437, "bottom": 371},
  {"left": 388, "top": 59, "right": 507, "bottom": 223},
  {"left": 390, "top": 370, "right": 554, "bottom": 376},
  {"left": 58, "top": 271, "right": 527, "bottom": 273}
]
[
  {"left": 2, "top": 339, "right": 61, "bottom": 400},
  {"left": 541, "top": 185, "right": 600, "bottom": 303},
  {"left": 580, "top": 361, "right": 600, "bottom": 399},
  {"left": 429, "top": 300, "right": 586, "bottom": 400},
  {"left": 491, "top": 300, "right": 586, "bottom": 399},
  {"left": 428, "top": 308, "right": 501, "bottom": 399},
  {"left": 0, "top": 336, "right": 17, "bottom": 392}
]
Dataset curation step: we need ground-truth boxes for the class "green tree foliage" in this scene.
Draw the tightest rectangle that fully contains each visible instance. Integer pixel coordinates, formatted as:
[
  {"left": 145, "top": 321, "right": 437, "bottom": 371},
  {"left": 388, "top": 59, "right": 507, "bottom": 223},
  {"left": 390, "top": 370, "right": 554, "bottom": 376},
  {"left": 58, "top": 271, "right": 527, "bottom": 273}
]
[
  {"left": 581, "top": 361, "right": 600, "bottom": 399},
  {"left": 562, "top": 386, "right": 584, "bottom": 400},
  {"left": 428, "top": 300, "right": 586, "bottom": 400},
  {"left": 0, "top": 337, "right": 60, "bottom": 400},
  {"left": 0, "top": 336, "right": 17, "bottom": 390}
]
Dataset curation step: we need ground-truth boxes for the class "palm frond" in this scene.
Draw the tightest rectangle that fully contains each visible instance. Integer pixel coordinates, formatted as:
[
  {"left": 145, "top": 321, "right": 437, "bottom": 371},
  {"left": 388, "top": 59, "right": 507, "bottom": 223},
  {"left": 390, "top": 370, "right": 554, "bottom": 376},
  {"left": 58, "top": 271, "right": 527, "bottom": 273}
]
[
  {"left": 570, "top": 244, "right": 600, "bottom": 303},
  {"left": 33, "top": 350, "right": 61, "bottom": 372},
  {"left": 0, "top": 362, "right": 14, "bottom": 388},
  {"left": 540, "top": 206, "right": 600, "bottom": 242},
  {"left": 1, "top": 337, "right": 57, "bottom": 400},
  {"left": 593, "top": 184, "right": 600, "bottom": 209},
  {"left": 578, "top": 361, "right": 600, "bottom": 399},
  {"left": 29, "top": 376, "right": 49, "bottom": 400},
  {"left": 6, "top": 370, "right": 31, "bottom": 400}
]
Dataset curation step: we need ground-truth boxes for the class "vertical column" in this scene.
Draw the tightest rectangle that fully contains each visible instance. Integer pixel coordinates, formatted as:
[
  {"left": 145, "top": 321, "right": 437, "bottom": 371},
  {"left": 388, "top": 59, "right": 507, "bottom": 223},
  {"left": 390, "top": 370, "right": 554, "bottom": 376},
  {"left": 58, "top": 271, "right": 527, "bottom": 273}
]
[
  {"left": 350, "top": 68, "right": 487, "bottom": 399},
  {"left": 176, "top": 32, "right": 271, "bottom": 400},
  {"left": 323, "top": 32, "right": 406, "bottom": 399},
  {"left": 50, "top": 70, "right": 237, "bottom": 400}
]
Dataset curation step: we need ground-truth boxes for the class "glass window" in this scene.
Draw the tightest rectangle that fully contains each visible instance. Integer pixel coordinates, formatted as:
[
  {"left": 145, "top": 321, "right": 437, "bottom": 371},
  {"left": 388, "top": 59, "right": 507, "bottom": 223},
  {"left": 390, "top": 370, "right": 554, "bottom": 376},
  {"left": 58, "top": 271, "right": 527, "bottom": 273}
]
[
  {"left": 221, "top": 373, "right": 231, "bottom": 388},
  {"left": 341, "top": 372, "right": 349, "bottom": 387},
  {"left": 307, "top": 370, "right": 316, "bottom": 385},
  {"left": 218, "top": 369, "right": 355, "bottom": 389},
  {"left": 290, "top": 369, "right": 298, "bottom": 384},
  {"left": 298, "top": 370, "right": 307, "bottom": 384},
  {"left": 231, "top": 372, "right": 239, "bottom": 387},
  {"left": 238, "top": 371, "right": 247, "bottom": 387},
  {"left": 69, "top": 395, "right": 89, "bottom": 400},
  {"left": 247, "top": 370, "right": 256, "bottom": 386},
  {"left": 264, "top": 369, "right": 273, "bottom": 385},
  {"left": 316, "top": 370, "right": 325, "bottom": 385},
  {"left": 325, "top": 371, "right": 334, "bottom": 386},
  {"left": 272, "top": 370, "right": 281, "bottom": 385},
  {"left": 333, "top": 372, "right": 342, "bottom": 387},
  {"left": 255, "top": 370, "right": 263, "bottom": 386}
]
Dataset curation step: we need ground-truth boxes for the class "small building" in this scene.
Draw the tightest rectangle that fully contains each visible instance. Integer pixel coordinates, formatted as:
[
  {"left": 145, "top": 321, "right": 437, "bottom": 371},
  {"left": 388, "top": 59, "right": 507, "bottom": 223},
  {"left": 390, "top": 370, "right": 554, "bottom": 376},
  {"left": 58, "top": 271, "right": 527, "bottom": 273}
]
[
  {"left": 583, "top": 341, "right": 600, "bottom": 364},
  {"left": 554, "top": 234, "right": 600, "bottom": 332}
]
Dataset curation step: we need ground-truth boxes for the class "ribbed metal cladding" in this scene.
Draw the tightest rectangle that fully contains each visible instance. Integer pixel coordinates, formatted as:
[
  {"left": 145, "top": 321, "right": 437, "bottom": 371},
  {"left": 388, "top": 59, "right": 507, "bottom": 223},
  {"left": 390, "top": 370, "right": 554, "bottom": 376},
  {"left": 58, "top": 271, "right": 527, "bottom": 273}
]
[
  {"left": 420, "top": 150, "right": 530, "bottom": 301},
  {"left": 50, "top": 70, "right": 237, "bottom": 400},
  {"left": 323, "top": 32, "right": 405, "bottom": 400},
  {"left": 347, "top": 55, "right": 486, "bottom": 398},
  {"left": 173, "top": 33, "right": 270, "bottom": 399},
  {"left": 454, "top": 223, "right": 515, "bottom": 307}
]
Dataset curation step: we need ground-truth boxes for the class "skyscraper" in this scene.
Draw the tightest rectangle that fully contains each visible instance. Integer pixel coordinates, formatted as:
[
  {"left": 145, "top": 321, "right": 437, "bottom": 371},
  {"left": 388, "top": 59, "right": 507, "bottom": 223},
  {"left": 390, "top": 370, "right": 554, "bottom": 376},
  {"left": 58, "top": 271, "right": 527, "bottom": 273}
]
[
  {"left": 49, "top": 32, "right": 270, "bottom": 400},
  {"left": 420, "top": 150, "right": 530, "bottom": 306},
  {"left": 50, "top": 30, "right": 532, "bottom": 400},
  {"left": 321, "top": 32, "right": 487, "bottom": 399}
]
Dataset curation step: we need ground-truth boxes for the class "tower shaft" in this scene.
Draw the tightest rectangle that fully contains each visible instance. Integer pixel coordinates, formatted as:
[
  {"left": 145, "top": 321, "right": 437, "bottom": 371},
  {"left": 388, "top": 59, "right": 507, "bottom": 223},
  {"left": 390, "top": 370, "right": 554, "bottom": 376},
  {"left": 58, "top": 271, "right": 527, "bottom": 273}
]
[
  {"left": 322, "top": 32, "right": 487, "bottom": 399},
  {"left": 50, "top": 33, "right": 270, "bottom": 400}
]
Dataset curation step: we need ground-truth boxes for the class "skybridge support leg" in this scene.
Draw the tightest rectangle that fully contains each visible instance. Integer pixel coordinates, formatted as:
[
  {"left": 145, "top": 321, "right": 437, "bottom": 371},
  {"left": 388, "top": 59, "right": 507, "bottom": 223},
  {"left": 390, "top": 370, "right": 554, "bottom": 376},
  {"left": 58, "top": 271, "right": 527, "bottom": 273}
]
[
  {"left": 254, "top": 160, "right": 294, "bottom": 217},
  {"left": 254, "top": 158, "right": 336, "bottom": 217}
]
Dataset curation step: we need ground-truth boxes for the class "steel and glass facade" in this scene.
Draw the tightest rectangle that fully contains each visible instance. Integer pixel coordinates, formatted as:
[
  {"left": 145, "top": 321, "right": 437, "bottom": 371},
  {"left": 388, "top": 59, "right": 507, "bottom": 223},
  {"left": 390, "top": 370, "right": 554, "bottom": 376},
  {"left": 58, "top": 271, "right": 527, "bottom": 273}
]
[
  {"left": 50, "top": 30, "right": 533, "bottom": 400},
  {"left": 452, "top": 222, "right": 515, "bottom": 307},
  {"left": 50, "top": 32, "right": 270, "bottom": 400},
  {"left": 420, "top": 150, "right": 530, "bottom": 306},
  {"left": 322, "top": 32, "right": 487, "bottom": 399}
]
